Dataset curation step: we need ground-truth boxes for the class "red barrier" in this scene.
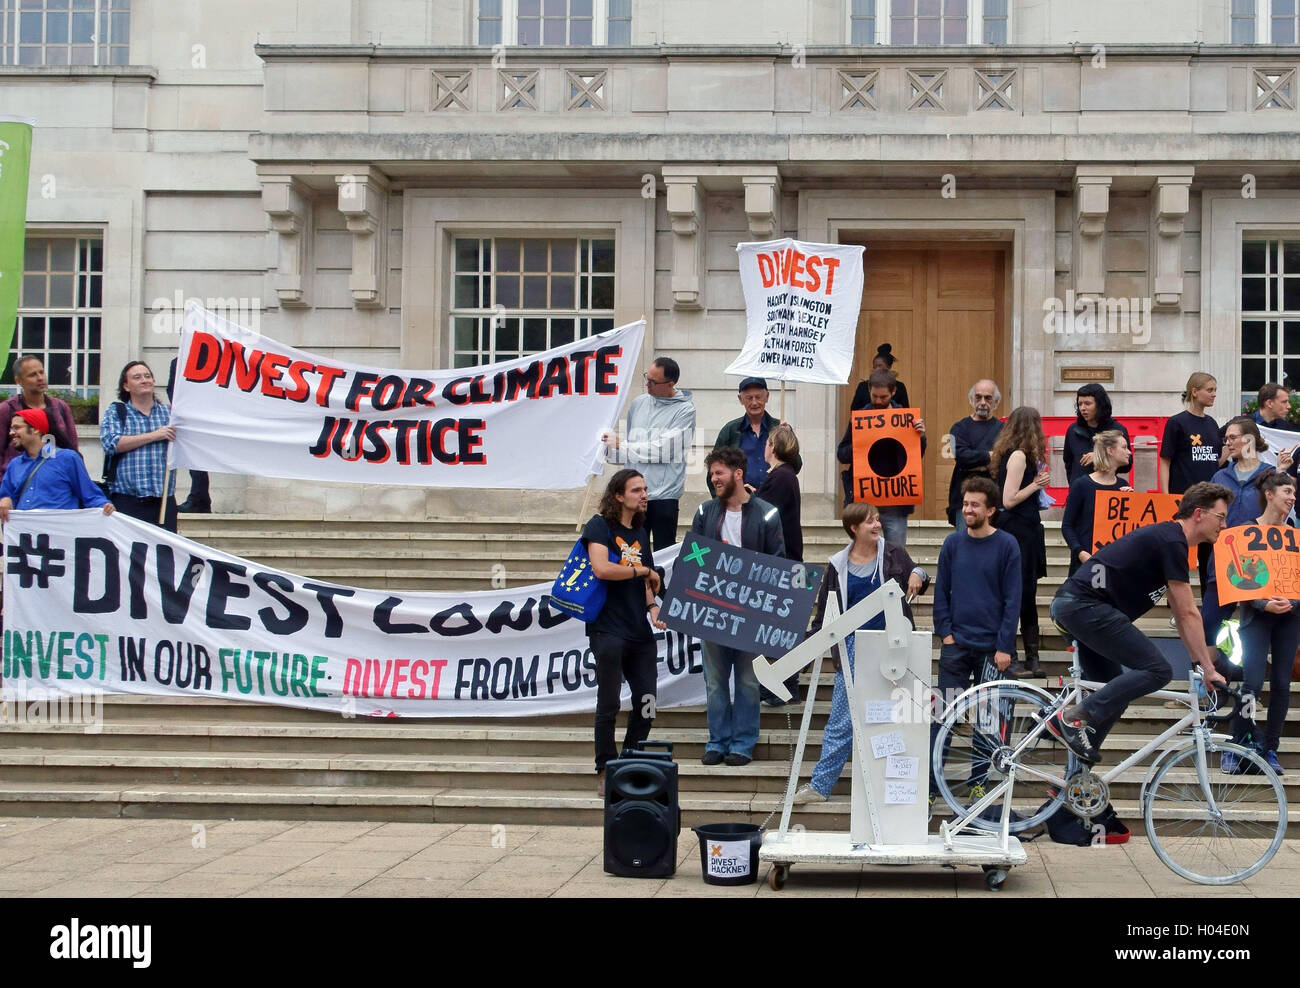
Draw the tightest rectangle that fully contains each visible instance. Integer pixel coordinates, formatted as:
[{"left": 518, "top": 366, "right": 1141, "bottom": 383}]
[{"left": 1042, "top": 415, "right": 1168, "bottom": 507}]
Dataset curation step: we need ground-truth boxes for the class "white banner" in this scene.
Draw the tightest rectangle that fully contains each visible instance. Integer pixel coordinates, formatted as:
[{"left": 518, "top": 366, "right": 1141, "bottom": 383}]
[
  {"left": 171, "top": 303, "right": 645, "bottom": 490},
  {"left": 1, "top": 510, "right": 704, "bottom": 718},
  {"left": 726, "top": 238, "right": 865, "bottom": 385},
  {"left": 1260, "top": 423, "right": 1299, "bottom": 467}
]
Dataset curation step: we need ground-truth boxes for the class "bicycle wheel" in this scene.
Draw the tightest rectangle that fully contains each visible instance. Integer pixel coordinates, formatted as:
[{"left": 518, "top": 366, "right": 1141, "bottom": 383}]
[
  {"left": 1143, "top": 740, "right": 1287, "bottom": 885},
  {"left": 931, "top": 682, "right": 1076, "bottom": 833}
]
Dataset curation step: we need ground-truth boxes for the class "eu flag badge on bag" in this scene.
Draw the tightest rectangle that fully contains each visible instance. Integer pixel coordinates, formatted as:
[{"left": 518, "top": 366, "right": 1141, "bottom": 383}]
[{"left": 547, "top": 540, "right": 615, "bottom": 622}]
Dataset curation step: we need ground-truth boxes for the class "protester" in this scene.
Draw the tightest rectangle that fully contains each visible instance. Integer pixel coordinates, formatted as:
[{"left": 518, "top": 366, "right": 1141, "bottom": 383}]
[
  {"left": 1160, "top": 372, "right": 1222, "bottom": 592},
  {"left": 928, "top": 476, "right": 1021, "bottom": 805},
  {"left": 0, "top": 355, "right": 79, "bottom": 470},
  {"left": 1061, "top": 431, "right": 1132, "bottom": 577},
  {"left": 167, "top": 356, "right": 211, "bottom": 514},
  {"left": 836, "top": 368, "right": 926, "bottom": 546},
  {"left": 1062, "top": 383, "right": 1131, "bottom": 486},
  {"left": 602, "top": 356, "right": 695, "bottom": 553},
  {"left": 1048, "top": 483, "right": 1231, "bottom": 765},
  {"left": 1253, "top": 382, "right": 1297, "bottom": 433},
  {"left": 0, "top": 408, "right": 113, "bottom": 521},
  {"left": 100, "top": 361, "right": 178, "bottom": 533},
  {"left": 711, "top": 376, "right": 800, "bottom": 492},
  {"left": 946, "top": 379, "right": 1003, "bottom": 529},
  {"left": 579, "top": 468, "right": 666, "bottom": 795},
  {"left": 1224, "top": 472, "right": 1297, "bottom": 775},
  {"left": 847, "top": 342, "right": 910, "bottom": 410},
  {"left": 793, "top": 500, "right": 927, "bottom": 803},
  {"left": 754, "top": 424, "right": 803, "bottom": 705},
  {"left": 1203, "top": 417, "right": 1283, "bottom": 648},
  {"left": 690, "top": 446, "right": 785, "bottom": 766},
  {"left": 990, "top": 406, "right": 1049, "bottom": 677}
]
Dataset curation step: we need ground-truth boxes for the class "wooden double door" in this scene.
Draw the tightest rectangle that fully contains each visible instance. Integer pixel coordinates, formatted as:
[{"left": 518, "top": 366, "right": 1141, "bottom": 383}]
[{"left": 840, "top": 246, "right": 1010, "bottom": 521}]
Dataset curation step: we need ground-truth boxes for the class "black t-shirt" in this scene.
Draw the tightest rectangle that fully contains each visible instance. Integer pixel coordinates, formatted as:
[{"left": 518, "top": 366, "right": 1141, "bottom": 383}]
[
  {"left": 1063, "top": 521, "right": 1190, "bottom": 620},
  {"left": 1162, "top": 410, "right": 1221, "bottom": 494},
  {"left": 580, "top": 514, "right": 654, "bottom": 642}
]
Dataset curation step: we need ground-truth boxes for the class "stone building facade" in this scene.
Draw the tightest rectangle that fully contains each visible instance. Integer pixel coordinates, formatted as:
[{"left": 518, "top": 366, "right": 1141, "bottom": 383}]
[{"left": 6, "top": 0, "right": 1300, "bottom": 517}]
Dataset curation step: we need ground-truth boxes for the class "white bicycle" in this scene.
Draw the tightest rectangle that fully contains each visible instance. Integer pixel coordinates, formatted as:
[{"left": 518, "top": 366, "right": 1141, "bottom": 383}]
[{"left": 930, "top": 644, "right": 1287, "bottom": 885}]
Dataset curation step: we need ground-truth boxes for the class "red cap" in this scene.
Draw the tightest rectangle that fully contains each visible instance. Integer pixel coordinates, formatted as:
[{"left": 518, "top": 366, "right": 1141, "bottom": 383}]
[{"left": 15, "top": 408, "right": 49, "bottom": 436}]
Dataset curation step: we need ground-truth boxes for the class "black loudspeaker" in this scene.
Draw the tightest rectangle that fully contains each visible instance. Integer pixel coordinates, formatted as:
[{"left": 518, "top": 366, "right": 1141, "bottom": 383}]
[{"left": 603, "top": 741, "right": 680, "bottom": 878}]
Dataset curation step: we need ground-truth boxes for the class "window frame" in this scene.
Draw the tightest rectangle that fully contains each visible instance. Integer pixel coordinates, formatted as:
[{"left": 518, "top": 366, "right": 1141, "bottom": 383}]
[
  {"left": 1238, "top": 237, "right": 1300, "bottom": 409},
  {"left": 847, "top": 0, "right": 1010, "bottom": 45},
  {"left": 0, "top": 0, "right": 129, "bottom": 67},
  {"left": 477, "top": 0, "right": 618, "bottom": 46},
  {"left": 447, "top": 232, "right": 618, "bottom": 368},
  {"left": 9, "top": 232, "right": 105, "bottom": 400}
]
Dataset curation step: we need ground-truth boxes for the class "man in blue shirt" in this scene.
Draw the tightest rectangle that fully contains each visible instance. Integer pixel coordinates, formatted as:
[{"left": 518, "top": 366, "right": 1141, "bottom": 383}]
[
  {"left": 0, "top": 408, "right": 113, "bottom": 521},
  {"left": 709, "top": 377, "right": 801, "bottom": 493}
]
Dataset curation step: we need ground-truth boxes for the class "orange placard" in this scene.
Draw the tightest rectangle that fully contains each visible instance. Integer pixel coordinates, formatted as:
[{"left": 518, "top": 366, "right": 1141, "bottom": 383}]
[
  {"left": 1091, "top": 491, "right": 1195, "bottom": 567},
  {"left": 850, "top": 408, "right": 923, "bottom": 507},
  {"left": 1215, "top": 525, "right": 1300, "bottom": 605}
]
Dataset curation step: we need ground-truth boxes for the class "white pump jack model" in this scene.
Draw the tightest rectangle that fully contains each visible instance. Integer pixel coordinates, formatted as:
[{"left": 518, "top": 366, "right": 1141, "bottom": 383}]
[{"left": 750, "top": 578, "right": 1027, "bottom": 890}]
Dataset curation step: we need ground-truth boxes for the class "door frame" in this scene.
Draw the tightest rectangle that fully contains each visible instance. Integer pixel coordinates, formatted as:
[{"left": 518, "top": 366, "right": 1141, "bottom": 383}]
[{"left": 797, "top": 189, "right": 1055, "bottom": 507}]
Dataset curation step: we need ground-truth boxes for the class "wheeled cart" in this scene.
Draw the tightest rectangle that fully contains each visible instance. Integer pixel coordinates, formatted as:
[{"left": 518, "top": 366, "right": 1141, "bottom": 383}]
[
  {"left": 760, "top": 831, "right": 1026, "bottom": 891},
  {"left": 751, "top": 582, "right": 1026, "bottom": 892}
]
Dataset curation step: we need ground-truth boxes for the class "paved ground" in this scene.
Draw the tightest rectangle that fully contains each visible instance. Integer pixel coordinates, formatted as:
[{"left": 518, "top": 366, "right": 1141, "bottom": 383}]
[{"left": 0, "top": 816, "right": 1297, "bottom": 897}]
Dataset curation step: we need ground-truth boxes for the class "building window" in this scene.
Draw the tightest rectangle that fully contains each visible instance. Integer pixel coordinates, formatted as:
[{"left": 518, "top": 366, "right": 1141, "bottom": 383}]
[
  {"left": 1, "top": 0, "right": 129, "bottom": 67},
  {"left": 5, "top": 236, "right": 102, "bottom": 398},
  {"left": 479, "top": 0, "right": 624, "bottom": 45},
  {"left": 450, "top": 236, "right": 615, "bottom": 367},
  {"left": 850, "top": 0, "right": 876, "bottom": 43},
  {"left": 891, "top": 0, "right": 967, "bottom": 45},
  {"left": 1233, "top": 0, "right": 1258, "bottom": 41},
  {"left": 1272, "top": 0, "right": 1299, "bottom": 41},
  {"left": 983, "top": 0, "right": 1008, "bottom": 43},
  {"left": 1240, "top": 239, "right": 1300, "bottom": 408},
  {"left": 608, "top": 0, "right": 630, "bottom": 44}
]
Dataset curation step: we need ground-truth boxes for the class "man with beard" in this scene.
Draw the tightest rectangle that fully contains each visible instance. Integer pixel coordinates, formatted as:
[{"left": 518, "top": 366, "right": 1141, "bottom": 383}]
[
  {"left": 945, "top": 379, "right": 1004, "bottom": 530},
  {"left": 689, "top": 446, "right": 785, "bottom": 766}
]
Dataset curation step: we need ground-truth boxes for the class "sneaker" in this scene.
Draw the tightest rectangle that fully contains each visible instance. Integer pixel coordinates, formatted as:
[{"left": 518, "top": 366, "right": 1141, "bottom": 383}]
[
  {"left": 968, "top": 782, "right": 988, "bottom": 802},
  {"left": 176, "top": 499, "right": 212, "bottom": 514},
  {"left": 1265, "top": 749, "right": 1285, "bottom": 775},
  {"left": 1220, "top": 750, "right": 1243, "bottom": 775},
  {"left": 701, "top": 750, "right": 724, "bottom": 766},
  {"left": 724, "top": 752, "right": 752, "bottom": 767},
  {"left": 792, "top": 784, "right": 827, "bottom": 805},
  {"left": 1043, "top": 711, "right": 1100, "bottom": 764}
]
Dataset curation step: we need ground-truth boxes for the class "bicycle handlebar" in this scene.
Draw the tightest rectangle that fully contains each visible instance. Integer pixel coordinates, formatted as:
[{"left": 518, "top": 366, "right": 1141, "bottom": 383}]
[{"left": 1196, "top": 678, "right": 1245, "bottom": 725}]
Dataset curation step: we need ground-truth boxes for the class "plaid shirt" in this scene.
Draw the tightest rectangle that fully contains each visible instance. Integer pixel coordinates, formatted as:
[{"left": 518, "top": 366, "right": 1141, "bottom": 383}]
[{"left": 100, "top": 400, "right": 175, "bottom": 497}]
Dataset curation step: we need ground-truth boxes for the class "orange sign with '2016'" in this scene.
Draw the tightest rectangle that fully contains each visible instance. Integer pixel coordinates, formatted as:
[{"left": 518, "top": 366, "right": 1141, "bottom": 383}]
[
  {"left": 1215, "top": 524, "right": 1300, "bottom": 605},
  {"left": 851, "top": 408, "right": 923, "bottom": 507}
]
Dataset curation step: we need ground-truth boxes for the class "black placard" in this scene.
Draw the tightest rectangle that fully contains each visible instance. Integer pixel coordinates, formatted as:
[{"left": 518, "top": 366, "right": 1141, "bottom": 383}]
[{"left": 659, "top": 534, "right": 822, "bottom": 654}]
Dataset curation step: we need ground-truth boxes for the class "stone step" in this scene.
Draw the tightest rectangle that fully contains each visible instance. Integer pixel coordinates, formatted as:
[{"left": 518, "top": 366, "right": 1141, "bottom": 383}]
[
  {"left": 0, "top": 781, "right": 1290, "bottom": 836},
  {"left": 2, "top": 745, "right": 1295, "bottom": 797}
]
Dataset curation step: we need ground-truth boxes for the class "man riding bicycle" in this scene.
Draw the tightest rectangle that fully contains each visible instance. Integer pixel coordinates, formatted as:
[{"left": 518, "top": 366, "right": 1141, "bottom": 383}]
[{"left": 1046, "top": 482, "right": 1232, "bottom": 763}]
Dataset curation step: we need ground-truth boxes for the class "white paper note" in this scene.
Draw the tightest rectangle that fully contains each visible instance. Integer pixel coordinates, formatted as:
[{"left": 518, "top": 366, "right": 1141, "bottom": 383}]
[
  {"left": 885, "top": 781, "right": 918, "bottom": 805},
  {"left": 865, "top": 700, "right": 898, "bottom": 724},
  {"left": 885, "top": 755, "right": 919, "bottom": 780},
  {"left": 869, "top": 730, "right": 906, "bottom": 759}
]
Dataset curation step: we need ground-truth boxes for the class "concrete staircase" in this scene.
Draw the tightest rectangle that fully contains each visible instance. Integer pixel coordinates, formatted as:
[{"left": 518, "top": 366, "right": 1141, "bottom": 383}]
[{"left": 1, "top": 516, "right": 1295, "bottom": 835}]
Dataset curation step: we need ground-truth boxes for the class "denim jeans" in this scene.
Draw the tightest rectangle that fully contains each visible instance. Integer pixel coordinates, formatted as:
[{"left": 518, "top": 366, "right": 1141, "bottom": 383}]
[
  {"left": 701, "top": 640, "right": 761, "bottom": 757},
  {"left": 879, "top": 510, "right": 908, "bottom": 549},
  {"left": 1237, "top": 608, "right": 1300, "bottom": 752},
  {"left": 1050, "top": 593, "right": 1174, "bottom": 746}
]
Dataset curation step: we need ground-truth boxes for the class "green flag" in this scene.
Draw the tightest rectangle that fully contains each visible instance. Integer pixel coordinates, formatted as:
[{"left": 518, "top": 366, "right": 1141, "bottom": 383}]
[{"left": 0, "top": 118, "right": 33, "bottom": 363}]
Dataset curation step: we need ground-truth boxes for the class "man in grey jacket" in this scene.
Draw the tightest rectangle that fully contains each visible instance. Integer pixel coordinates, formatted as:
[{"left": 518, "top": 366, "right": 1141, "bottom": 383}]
[
  {"left": 603, "top": 356, "right": 696, "bottom": 553},
  {"left": 690, "top": 446, "right": 786, "bottom": 766}
]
